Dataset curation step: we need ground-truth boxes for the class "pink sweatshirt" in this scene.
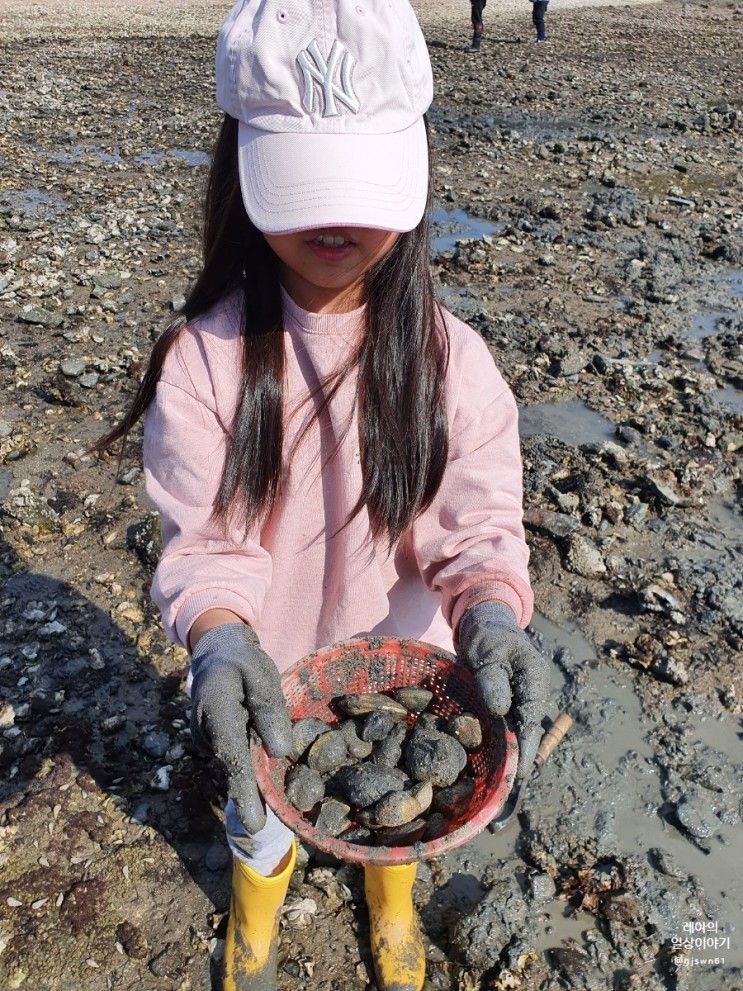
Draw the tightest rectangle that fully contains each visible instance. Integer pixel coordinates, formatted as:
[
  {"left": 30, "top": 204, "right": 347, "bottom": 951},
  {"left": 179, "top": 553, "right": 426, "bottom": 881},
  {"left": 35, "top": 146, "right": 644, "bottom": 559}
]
[{"left": 143, "top": 289, "right": 533, "bottom": 671}]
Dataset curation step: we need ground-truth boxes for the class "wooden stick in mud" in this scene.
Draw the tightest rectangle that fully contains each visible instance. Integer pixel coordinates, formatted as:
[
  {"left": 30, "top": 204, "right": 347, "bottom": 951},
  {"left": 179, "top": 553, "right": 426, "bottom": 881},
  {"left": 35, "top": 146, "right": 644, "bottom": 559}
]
[{"left": 534, "top": 712, "right": 573, "bottom": 769}]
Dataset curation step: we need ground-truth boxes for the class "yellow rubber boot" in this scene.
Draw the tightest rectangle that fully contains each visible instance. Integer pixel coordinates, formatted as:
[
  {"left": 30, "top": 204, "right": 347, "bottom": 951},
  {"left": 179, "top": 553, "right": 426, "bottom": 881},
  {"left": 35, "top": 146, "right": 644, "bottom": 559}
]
[
  {"left": 223, "top": 841, "right": 296, "bottom": 991},
  {"left": 364, "top": 862, "right": 426, "bottom": 991}
]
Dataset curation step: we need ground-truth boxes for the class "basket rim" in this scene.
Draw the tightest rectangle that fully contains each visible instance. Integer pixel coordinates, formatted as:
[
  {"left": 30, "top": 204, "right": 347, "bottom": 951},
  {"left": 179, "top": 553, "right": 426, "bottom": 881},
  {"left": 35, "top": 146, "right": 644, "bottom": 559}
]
[{"left": 251, "top": 635, "right": 518, "bottom": 865}]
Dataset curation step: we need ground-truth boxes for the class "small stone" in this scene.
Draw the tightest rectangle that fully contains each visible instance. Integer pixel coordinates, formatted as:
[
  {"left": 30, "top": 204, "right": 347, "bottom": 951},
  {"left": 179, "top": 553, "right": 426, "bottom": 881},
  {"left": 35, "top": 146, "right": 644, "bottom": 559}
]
[
  {"left": 204, "top": 842, "right": 231, "bottom": 872},
  {"left": 19, "top": 305, "right": 63, "bottom": 327},
  {"left": 0, "top": 702, "right": 15, "bottom": 728},
  {"left": 149, "top": 765, "right": 172, "bottom": 791},
  {"left": 0, "top": 420, "right": 14, "bottom": 438},
  {"left": 286, "top": 765, "right": 325, "bottom": 812},
  {"left": 79, "top": 372, "right": 99, "bottom": 389},
  {"left": 529, "top": 873, "right": 556, "bottom": 902},
  {"left": 361, "top": 710, "right": 397, "bottom": 742},
  {"left": 306, "top": 731, "right": 348, "bottom": 775},
  {"left": 93, "top": 271, "right": 122, "bottom": 290},
  {"left": 447, "top": 714, "right": 482, "bottom": 750},
  {"left": 291, "top": 718, "right": 331, "bottom": 760},
  {"left": 336, "top": 692, "right": 408, "bottom": 718},
  {"left": 564, "top": 535, "right": 607, "bottom": 577},
  {"left": 676, "top": 795, "right": 715, "bottom": 839},
  {"left": 314, "top": 799, "right": 352, "bottom": 837},
  {"left": 141, "top": 730, "right": 169, "bottom": 759},
  {"left": 60, "top": 357, "right": 86, "bottom": 378},
  {"left": 171, "top": 294, "right": 187, "bottom": 311},
  {"left": 405, "top": 729, "right": 468, "bottom": 787},
  {"left": 394, "top": 688, "right": 433, "bottom": 713}
]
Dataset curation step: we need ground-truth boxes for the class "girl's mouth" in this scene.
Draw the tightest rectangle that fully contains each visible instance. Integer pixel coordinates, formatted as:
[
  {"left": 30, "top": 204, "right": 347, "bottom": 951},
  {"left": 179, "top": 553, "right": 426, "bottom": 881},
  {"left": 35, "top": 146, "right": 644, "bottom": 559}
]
[{"left": 307, "top": 231, "right": 357, "bottom": 261}]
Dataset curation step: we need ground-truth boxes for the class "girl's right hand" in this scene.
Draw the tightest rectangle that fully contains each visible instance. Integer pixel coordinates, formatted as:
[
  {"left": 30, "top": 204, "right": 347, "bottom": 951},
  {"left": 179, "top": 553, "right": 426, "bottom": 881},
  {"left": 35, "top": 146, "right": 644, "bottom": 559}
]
[{"left": 189, "top": 623, "right": 292, "bottom": 833}]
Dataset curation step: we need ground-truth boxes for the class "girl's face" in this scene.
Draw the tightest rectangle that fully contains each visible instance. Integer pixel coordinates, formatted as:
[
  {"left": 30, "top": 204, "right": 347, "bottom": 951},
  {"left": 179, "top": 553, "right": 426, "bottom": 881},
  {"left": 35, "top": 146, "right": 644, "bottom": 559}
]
[{"left": 263, "top": 226, "right": 399, "bottom": 314}]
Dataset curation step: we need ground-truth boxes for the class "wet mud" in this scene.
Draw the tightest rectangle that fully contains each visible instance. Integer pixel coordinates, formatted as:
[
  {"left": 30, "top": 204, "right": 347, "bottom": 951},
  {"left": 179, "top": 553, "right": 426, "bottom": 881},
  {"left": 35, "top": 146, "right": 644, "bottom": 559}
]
[{"left": 1, "top": 0, "right": 742, "bottom": 989}]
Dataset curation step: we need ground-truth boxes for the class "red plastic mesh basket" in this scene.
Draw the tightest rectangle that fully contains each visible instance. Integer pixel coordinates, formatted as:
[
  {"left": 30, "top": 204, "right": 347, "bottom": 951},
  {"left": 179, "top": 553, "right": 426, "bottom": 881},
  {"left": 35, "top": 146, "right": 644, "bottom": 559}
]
[{"left": 251, "top": 636, "right": 518, "bottom": 865}]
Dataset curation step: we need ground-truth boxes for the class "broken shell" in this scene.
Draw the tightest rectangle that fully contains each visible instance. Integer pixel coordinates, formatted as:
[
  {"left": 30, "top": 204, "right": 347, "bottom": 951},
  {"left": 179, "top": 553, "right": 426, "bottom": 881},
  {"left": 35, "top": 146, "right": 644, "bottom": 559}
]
[
  {"left": 361, "top": 710, "right": 397, "bottom": 742},
  {"left": 394, "top": 687, "right": 433, "bottom": 713},
  {"left": 314, "top": 799, "right": 352, "bottom": 837},
  {"left": 285, "top": 765, "right": 325, "bottom": 813},
  {"left": 330, "top": 764, "right": 405, "bottom": 808},
  {"left": 335, "top": 692, "right": 408, "bottom": 718},
  {"left": 306, "top": 731, "right": 349, "bottom": 776},
  {"left": 432, "top": 777, "right": 475, "bottom": 817},
  {"left": 291, "top": 717, "right": 332, "bottom": 760},
  {"left": 339, "top": 719, "right": 374, "bottom": 759},
  {"left": 448, "top": 714, "right": 483, "bottom": 750},
  {"left": 368, "top": 781, "right": 433, "bottom": 828},
  {"left": 369, "top": 722, "right": 407, "bottom": 767},
  {"left": 373, "top": 818, "right": 427, "bottom": 846},
  {"left": 405, "top": 729, "right": 468, "bottom": 788}
]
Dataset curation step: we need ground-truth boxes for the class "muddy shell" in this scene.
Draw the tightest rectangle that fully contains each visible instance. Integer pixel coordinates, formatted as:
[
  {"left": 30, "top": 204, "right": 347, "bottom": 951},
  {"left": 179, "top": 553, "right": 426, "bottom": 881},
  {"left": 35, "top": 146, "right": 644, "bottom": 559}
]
[
  {"left": 314, "top": 798, "right": 352, "bottom": 837},
  {"left": 432, "top": 777, "right": 475, "bottom": 817},
  {"left": 361, "top": 710, "right": 397, "bottom": 742},
  {"left": 330, "top": 763, "right": 405, "bottom": 808},
  {"left": 339, "top": 719, "right": 374, "bottom": 760},
  {"left": 369, "top": 722, "right": 408, "bottom": 767},
  {"left": 373, "top": 818, "right": 428, "bottom": 846},
  {"left": 285, "top": 764, "right": 325, "bottom": 813},
  {"left": 291, "top": 717, "right": 332, "bottom": 760},
  {"left": 368, "top": 781, "right": 433, "bottom": 828},
  {"left": 393, "top": 687, "right": 433, "bottom": 713},
  {"left": 405, "top": 728, "right": 468, "bottom": 788},
  {"left": 448, "top": 714, "right": 483, "bottom": 751},
  {"left": 306, "top": 731, "right": 349, "bottom": 776},
  {"left": 336, "top": 692, "right": 408, "bottom": 718},
  {"left": 423, "top": 812, "right": 448, "bottom": 841}
]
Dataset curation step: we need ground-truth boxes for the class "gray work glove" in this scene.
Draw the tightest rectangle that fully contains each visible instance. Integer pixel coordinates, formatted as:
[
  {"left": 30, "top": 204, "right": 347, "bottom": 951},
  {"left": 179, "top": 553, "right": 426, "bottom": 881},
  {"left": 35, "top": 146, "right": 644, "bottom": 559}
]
[
  {"left": 190, "top": 623, "right": 292, "bottom": 834},
  {"left": 458, "top": 601, "right": 549, "bottom": 782}
]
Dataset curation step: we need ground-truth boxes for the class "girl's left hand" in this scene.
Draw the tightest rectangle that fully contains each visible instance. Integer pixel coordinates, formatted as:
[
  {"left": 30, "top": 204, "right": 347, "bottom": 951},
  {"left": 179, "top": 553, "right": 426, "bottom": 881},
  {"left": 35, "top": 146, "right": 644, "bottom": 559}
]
[{"left": 457, "top": 601, "right": 549, "bottom": 781}]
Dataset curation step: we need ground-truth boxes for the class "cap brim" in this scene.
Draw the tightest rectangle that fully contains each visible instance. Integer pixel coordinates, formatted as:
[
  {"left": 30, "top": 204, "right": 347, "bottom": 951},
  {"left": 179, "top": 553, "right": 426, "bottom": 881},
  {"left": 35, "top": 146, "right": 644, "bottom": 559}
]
[{"left": 237, "top": 118, "right": 428, "bottom": 235}]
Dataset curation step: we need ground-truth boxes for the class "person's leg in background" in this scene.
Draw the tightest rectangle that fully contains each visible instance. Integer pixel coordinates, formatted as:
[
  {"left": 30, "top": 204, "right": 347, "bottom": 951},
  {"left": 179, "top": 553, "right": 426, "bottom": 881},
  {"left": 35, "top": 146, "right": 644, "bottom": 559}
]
[
  {"left": 223, "top": 801, "right": 296, "bottom": 990},
  {"left": 471, "top": 0, "right": 486, "bottom": 49},
  {"left": 532, "top": 0, "right": 548, "bottom": 43}
]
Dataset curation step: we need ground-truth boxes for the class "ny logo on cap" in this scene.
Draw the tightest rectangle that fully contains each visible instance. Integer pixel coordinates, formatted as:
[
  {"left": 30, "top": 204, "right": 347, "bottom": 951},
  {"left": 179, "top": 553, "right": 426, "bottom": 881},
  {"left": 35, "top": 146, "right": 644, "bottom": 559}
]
[{"left": 296, "top": 39, "right": 360, "bottom": 118}]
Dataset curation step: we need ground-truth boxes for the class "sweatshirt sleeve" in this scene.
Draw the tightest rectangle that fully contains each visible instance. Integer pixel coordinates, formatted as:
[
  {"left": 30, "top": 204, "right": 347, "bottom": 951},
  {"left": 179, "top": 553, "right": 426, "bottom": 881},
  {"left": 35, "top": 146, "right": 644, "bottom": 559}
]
[
  {"left": 411, "top": 324, "right": 533, "bottom": 632},
  {"left": 142, "top": 337, "right": 271, "bottom": 649}
]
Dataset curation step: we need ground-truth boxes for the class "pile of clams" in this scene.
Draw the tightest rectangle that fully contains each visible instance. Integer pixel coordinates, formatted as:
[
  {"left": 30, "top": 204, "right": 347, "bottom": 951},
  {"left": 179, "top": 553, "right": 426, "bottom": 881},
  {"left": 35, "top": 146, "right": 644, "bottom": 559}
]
[{"left": 285, "top": 690, "right": 483, "bottom": 846}]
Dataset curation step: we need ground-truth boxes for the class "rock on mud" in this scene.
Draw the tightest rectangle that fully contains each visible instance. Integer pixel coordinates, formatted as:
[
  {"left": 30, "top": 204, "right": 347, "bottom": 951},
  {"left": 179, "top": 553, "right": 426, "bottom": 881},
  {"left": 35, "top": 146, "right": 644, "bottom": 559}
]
[{"left": 449, "top": 874, "right": 528, "bottom": 971}]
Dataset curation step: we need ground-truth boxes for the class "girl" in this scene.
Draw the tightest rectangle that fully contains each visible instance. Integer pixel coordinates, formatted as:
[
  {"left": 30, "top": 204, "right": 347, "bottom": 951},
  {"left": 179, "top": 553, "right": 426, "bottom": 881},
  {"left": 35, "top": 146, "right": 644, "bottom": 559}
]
[{"left": 97, "top": 1, "right": 548, "bottom": 988}]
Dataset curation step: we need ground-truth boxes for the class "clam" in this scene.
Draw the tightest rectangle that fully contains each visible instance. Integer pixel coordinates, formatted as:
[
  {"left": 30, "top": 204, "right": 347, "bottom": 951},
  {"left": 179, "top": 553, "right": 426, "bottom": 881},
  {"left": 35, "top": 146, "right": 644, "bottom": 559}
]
[
  {"left": 405, "top": 728, "right": 468, "bottom": 788},
  {"left": 335, "top": 692, "right": 408, "bottom": 718},
  {"left": 291, "top": 717, "right": 332, "bottom": 760},
  {"left": 330, "top": 763, "right": 405, "bottom": 808},
  {"left": 368, "top": 781, "right": 433, "bottom": 828},
  {"left": 314, "top": 799, "right": 352, "bottom": 837},
  {"left": 394, "top": 688, "right": 433, "bottom": 713},
  {"left": 285, "top": 764, "right": 324, "bottom": 813},
  {"left": 447, "top": 714, "right": 483, "bottom": 750},
  {"left": 306, "top": 731, "right": 349, "bottom": 775}
]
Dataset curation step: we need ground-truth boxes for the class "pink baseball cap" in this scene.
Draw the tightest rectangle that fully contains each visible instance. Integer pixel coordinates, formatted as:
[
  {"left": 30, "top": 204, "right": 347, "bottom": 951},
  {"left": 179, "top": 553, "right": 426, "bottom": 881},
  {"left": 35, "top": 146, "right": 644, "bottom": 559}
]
[{"left": 215, "top": 0, "right": 434, "bottom": 234}]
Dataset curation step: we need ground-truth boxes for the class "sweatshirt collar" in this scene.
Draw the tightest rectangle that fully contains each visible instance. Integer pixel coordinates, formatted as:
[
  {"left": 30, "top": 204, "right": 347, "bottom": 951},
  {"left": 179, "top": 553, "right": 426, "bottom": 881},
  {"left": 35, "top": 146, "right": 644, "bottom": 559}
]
[{"left": 280, "top": 285, "right": 366, "bottom": 338}]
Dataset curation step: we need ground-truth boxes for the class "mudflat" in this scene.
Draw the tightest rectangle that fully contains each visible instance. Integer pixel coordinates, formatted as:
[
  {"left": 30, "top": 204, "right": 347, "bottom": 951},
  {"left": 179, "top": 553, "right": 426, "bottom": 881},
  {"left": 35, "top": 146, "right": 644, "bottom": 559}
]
[{"left": 0, "top": 0, "right": 741, "bottom": 989}]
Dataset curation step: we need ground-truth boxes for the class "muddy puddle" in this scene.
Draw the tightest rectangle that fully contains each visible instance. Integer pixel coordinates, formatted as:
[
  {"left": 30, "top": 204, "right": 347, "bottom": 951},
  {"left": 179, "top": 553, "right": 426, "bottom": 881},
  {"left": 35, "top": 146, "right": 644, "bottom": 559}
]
[
  {"left": 38, "top": 143, "right": 210, "bottom": 168},
  {"left": 441, "top": 612, "right": 743, "bottom": 976},
  {"left": 0, "top": 187, "right": 68, "bottom": 216},
  {"left": 519, "top": 398, "right": 615, "bottom": 447},
  {"left": 431, "top": 206, "right": 501, "bottom": 253}
]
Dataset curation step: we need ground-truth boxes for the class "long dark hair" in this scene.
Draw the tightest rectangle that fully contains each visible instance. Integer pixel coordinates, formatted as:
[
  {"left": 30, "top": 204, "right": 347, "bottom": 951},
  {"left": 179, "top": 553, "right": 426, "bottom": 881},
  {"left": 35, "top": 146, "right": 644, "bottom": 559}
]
[{"left": 94, "top": 114, "right": 449, "bottom": 546}]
